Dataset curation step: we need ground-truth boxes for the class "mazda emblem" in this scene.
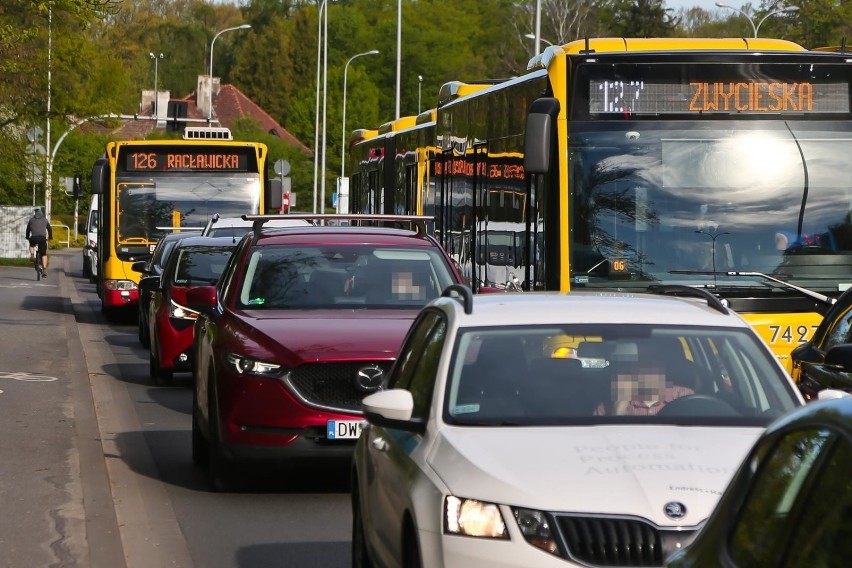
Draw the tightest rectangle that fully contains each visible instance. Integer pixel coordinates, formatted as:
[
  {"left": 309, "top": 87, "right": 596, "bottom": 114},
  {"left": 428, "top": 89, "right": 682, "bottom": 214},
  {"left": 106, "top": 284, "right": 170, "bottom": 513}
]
[{"left": 354, "top": 366, "right": 384, "bottom": 392}]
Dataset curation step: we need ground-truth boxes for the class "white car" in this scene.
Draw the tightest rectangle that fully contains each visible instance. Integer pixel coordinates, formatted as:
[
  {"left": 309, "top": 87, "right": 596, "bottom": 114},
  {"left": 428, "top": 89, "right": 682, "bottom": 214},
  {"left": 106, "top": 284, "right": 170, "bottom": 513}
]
[
  {"left": 352, "top": 285, "right": 805, "bottom": 568},
  {"left": 200, "top": 214, "right": 311, "bottom": 238}
]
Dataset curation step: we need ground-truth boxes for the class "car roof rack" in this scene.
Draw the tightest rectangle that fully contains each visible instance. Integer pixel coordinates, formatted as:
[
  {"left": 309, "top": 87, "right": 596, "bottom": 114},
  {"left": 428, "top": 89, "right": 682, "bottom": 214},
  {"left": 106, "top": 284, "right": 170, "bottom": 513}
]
[
  {"left": 646, "top": 285, "right": 729, "bottom": 315},
  {"left": 241, "top": 214, "right": 432, "bottom": 237},
  {"left": 441, "top": 284, "right": 473, "bottom": 314}
]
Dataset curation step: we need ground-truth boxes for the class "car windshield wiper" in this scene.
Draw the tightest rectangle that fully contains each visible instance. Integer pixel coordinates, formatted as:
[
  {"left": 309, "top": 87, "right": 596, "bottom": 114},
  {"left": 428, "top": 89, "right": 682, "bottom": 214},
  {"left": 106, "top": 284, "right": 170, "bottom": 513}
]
[{"left": 669, "top": 270, "right": 835, "bottom": 306}]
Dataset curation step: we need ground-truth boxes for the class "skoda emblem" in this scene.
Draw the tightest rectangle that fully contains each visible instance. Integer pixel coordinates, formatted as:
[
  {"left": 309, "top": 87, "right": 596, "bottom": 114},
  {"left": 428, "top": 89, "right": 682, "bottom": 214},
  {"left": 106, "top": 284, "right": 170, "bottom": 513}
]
[
  {"left": 354, "top": 366, "right": 384, "bottom": 392},
  {"left": 664, "top": 501, "right": 687, "bottom": 520}
]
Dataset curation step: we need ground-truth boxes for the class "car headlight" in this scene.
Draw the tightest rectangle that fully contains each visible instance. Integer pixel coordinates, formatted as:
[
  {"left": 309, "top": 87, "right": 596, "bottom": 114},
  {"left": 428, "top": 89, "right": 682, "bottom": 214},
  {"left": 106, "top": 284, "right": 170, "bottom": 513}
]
[
  {"left": 444, "top": 496, "right": 508, "bottom": 539},
  {"left": 225, "top": 353, "right": 283, "bottom": 377},
  {"left": 512, "top": 508, "right": 559, "bottom": 555},
  {"left": 168, "top": 298, "right": 198, "bottom": 321}
]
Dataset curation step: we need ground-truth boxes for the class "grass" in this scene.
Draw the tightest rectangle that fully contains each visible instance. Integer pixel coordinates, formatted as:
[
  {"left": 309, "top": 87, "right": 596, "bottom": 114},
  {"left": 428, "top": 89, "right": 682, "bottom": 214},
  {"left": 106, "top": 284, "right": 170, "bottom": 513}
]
[{"left": 0, "top": 257, "right": 37, "bottom": 267}]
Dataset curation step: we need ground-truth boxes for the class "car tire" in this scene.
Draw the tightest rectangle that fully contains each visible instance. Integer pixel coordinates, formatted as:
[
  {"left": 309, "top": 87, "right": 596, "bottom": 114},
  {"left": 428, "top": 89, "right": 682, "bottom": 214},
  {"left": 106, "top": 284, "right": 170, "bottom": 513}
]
[
  {"left": 191, "top": 385, "right": 209, "bottom": 466},
  {"left": 82, "top": 257, "right": 91, "bottom": 279},
  {"left": 150, "top": 350, "right": 173, "bottom": 385},
  {"left": 351, "top": 484, "right": 374, "bottom": 568},
  {"left": 207, "top": 381, "right": 231, "bottom": 492}
]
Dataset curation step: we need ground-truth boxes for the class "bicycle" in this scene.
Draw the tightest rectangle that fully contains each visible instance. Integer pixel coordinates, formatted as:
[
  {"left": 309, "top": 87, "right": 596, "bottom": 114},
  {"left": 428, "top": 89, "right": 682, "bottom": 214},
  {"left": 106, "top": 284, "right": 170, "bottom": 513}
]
[{"left": 30, "top": 245, "right": 45, "bottom": 280}]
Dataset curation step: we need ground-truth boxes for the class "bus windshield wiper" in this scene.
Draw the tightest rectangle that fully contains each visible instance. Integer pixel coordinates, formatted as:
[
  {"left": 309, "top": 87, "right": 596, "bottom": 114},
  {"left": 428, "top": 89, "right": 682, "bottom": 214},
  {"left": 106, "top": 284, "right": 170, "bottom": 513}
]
[{"left": 670, "top": 270, "right": 835, "bottom": 306}]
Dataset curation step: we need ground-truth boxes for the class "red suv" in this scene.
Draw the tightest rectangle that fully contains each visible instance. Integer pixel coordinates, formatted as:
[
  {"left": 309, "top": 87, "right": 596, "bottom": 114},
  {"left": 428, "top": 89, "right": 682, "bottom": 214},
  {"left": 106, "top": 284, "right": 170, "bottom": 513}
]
[{"left": 186, "top": 215, "right": 464, "bottom": 490}]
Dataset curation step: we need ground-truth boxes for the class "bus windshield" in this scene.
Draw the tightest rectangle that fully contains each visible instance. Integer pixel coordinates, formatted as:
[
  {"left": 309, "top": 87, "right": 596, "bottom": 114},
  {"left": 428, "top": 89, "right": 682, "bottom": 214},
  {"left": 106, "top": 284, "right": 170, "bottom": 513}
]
[
  {"left": 115, "top": 173, "right": 260, "bottom": 244},
  {"left": 569, "top": 120, "right": 852, "bottom": 294}
]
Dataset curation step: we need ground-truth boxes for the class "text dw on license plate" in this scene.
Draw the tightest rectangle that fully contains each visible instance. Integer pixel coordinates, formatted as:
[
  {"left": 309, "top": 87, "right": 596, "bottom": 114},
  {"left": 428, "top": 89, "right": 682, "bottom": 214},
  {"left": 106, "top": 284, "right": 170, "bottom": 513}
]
[{"left": 327, "top": 420, "right": 365, "bottom": 439}]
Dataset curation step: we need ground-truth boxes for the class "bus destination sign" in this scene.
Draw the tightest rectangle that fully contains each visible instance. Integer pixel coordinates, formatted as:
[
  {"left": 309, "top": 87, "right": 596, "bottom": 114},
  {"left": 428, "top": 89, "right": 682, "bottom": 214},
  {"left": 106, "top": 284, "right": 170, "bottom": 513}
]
[
  {"left": 124, "top": 150, "right": 249, "bottom": 172},
  {"left": 589, "top": 80, "right": 850, "bottom": 115}
]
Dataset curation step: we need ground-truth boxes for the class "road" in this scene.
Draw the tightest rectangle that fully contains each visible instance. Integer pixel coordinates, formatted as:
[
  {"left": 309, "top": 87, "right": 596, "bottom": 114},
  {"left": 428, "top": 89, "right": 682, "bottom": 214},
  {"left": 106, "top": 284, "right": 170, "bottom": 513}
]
[{"left": 0, "top": 249, "right": 352, "bottom": 568}]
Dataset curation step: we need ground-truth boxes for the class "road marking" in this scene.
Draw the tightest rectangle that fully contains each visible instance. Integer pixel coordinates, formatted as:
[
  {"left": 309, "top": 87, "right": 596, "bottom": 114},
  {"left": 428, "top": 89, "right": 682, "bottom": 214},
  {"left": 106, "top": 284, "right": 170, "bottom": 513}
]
[{"left": 0, "top": 371, "right": 59, "bottom": 382}]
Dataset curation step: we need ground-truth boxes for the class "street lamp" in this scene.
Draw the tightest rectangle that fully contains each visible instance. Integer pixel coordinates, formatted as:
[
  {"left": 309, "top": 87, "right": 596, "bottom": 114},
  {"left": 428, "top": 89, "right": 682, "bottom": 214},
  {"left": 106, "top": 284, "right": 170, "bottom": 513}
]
[
  {"left": 418, "top": 75, "right": 423, "bottom": 114},
  {"left": 715, "top": 3, "right": 799, "bottom": 37},
  {"left": 208, "top": 24, "right": 251, "bottom": 121},
  {"left": 696, "top": 229, "right": 730, "bottom": 288},
  {"left": 149, "top": 52, "right": 163, "bottom": 118},
  {"left": 395, "top": 0, "right": 402, "bottom": 119},
  {"left": 340, "top": 50, "right": 380, "bottom": 180},
  {"left": 525, "top": 33, "right": 555, "bottom": 47}
]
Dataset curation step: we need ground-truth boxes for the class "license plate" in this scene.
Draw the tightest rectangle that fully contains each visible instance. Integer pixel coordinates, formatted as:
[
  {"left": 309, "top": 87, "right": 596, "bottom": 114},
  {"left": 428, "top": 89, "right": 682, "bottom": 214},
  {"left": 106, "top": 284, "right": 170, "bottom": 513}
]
[{"left": 326, "top": 420, "right": 366, "bottom": 440}]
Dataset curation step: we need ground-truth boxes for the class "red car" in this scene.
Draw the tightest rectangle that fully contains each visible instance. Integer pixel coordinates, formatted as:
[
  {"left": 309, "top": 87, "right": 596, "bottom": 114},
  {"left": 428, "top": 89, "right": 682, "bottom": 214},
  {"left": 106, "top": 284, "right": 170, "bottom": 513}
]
[
  {"left": 148, "top": 236, "right": 238, "bottom": 385},
  {"left": 186, "top": 215, "right": 464, "bottom": 490}
]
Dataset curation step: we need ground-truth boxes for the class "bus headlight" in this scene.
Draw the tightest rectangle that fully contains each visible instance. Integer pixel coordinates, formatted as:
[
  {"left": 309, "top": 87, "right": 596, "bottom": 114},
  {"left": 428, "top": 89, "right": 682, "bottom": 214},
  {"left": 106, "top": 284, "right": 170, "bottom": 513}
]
[
  {"left": 444, "top": 496, "right": 508, "bottom": 539},
  {"left": 104, "top": 279, "right": 137, "bottom": 291}
]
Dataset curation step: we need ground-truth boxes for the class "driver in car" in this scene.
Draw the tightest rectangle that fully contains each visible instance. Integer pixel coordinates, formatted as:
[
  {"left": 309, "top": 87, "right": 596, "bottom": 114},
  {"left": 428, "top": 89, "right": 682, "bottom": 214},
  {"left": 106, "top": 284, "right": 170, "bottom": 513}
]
[{"left": 595, "top": 364, "right": 694, "bottom": 416}]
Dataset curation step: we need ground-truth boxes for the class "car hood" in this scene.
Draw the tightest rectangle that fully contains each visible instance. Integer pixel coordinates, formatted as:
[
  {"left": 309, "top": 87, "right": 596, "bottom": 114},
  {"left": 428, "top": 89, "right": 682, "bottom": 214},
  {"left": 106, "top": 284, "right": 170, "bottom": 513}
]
[
  {"left": 428, "top": 425, "right": 761, "bottom": 527},
  {"left": 237, "top": 309, "right": 418, "bottom": 361}
]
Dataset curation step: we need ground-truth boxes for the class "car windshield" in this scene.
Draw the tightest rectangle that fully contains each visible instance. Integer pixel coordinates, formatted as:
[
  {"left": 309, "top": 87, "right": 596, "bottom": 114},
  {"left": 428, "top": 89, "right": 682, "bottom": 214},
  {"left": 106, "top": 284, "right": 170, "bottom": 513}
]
[
  {"left": 444, "top": 324, "right": 799, "bottom": 426},
  {"left": 171, "top": 247, "right": 235, "bottom": 286},
  {"left": 238, "top": 244, "right": 455, "bottom": 309}
]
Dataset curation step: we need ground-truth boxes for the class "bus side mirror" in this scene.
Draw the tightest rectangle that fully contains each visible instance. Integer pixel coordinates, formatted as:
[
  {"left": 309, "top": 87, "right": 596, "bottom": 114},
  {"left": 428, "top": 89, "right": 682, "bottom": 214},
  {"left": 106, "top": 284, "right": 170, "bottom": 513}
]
[
  {"left": 91, "top": 158, "right": 108, "bottom": 195},
  {"left": 267, "top": 178, "right": 283, "bottom": 211},
  {"left": 524, "top": 97, "right": 560, "bottom": 175}
]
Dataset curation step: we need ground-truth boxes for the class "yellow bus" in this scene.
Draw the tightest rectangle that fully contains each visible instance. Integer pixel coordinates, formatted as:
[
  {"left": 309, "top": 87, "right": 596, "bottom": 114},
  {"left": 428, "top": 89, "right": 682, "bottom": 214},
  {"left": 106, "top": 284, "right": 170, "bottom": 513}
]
[
  {"left": 90, "top": 127, "right": 282, "bottom": 315},
  {"left": 355, "top": 38, "right": 852, "bottom": 369}
]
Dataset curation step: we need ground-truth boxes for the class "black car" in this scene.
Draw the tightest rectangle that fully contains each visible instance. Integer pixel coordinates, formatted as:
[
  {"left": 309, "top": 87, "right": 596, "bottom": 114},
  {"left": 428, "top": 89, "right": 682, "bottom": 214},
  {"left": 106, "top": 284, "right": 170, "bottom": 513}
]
[
  {"left": 132, "top": 232, "right": 195, "bottom": 348},
  {"left": 791, "top": 286, "right": 852, "bottom": 400},
  {"left": 666, "top": 396, "right": 852, "bottom": 568}
]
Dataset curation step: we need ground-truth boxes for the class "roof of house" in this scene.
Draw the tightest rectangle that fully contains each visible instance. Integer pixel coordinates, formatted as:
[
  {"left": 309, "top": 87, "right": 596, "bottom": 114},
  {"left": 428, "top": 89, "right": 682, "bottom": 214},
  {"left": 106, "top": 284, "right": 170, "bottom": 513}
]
[{"left": 86, "top": 83, "right": 312, "bottom": 156}]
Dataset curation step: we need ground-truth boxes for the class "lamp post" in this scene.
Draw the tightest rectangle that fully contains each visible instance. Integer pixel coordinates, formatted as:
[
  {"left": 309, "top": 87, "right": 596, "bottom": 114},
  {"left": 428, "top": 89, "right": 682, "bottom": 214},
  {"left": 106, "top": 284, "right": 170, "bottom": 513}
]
[
  {"left": 395, "top": 0, "right": 402, "bottom": 119},
  {"left": 313, "top": 0, "right": 327, "bottom": 213},
  {"left": 149, "top": 52, "right": 163, "bottom": 118},
  {"left": 418, "top": 75, "right": 423, "bottom": 114},
  {"left": 341, "top": 50, "right": 380, "bottom": 180},
  {"left": 525, "top": 32, "right": 554, "bottom": 55},
  {"left": 208, "top": 24, "right": 251, "bottom": 121},
  {"left": 696, "top": 229, "right": 730, "bottom": 288},
  {"left": 714, "top": 3, "right": 799, "bottom": 37}
]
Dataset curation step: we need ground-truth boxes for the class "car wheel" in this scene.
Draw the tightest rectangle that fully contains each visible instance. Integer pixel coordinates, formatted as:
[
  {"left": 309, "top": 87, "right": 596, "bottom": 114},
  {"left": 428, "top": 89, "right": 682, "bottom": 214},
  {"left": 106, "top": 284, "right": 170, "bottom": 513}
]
[
  {"left": 82, "top": 257, "right": 91, "bottom": 279},
  {"left": 207, "top": 381, "right": 231, "bottom": 492},
  {"left": 150, "top": 349, "right": 173, "bottom": 385},
  {"left": 191, "top": 385, "right": 209, "bottom": 466},
  {"left": 351, "top": 483, "right": 375, "bottom": 568}
]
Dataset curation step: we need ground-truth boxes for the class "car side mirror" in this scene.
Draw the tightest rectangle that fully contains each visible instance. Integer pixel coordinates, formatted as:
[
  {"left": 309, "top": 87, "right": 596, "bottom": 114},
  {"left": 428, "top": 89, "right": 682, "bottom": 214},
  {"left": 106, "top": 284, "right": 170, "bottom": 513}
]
[
  {"left": 185, "top": 285, "right": 218, "bottom": 316},
  {"left": 823, "top": 344, "right": 852, "bottom": 372},
  {"left": 131, "top": 260, "right": 148, "bottom": 275},
  {"left": 362, "top": 389, "right": 425, "bottom": 434}
]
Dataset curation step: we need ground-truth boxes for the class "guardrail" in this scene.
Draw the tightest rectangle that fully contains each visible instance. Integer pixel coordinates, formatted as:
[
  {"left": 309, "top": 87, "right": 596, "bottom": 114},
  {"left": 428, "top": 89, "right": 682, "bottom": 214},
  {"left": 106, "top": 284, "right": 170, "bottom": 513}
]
[{"left": 51, "top": 223, "right": 71, "bottom": 248}]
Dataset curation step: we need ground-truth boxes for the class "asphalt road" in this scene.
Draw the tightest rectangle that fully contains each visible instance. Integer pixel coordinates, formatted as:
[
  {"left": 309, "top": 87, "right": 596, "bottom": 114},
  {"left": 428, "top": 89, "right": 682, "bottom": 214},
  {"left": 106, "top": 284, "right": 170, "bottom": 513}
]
[{"left": 0, "top": 249, "right": 352, "bottom": 568}]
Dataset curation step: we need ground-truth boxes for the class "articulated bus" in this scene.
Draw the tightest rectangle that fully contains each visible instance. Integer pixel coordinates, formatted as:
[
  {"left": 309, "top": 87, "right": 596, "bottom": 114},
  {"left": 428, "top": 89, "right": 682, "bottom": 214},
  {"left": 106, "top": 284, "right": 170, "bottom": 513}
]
[
  {"left": 351, "top": 38, "right": 852, "bottom": 369},
  {"left": 349, "top": 111, "right": 435, "bottom": 217},
  {"left": 91, "top": 127, "right": 282, "bottom": 315}
]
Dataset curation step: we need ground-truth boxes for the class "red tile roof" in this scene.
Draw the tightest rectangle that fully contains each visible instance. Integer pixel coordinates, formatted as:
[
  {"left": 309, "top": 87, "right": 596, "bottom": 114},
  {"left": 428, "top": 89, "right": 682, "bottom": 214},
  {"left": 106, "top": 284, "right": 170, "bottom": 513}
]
[{"left": 88, "top": 85, "right": 312, "bottom": 157}]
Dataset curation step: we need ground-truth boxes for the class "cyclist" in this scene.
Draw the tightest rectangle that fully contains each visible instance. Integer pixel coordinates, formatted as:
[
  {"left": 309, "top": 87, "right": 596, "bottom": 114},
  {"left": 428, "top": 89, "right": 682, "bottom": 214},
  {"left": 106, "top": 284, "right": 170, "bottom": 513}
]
[{"left": 26, "top": 207, "right": 52, "bottom": 277}]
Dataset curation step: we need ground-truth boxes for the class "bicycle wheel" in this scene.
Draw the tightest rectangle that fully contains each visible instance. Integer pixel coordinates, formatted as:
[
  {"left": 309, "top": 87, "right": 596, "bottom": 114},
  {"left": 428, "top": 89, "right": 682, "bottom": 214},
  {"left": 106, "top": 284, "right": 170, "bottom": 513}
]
[{"left": 34, "top": 257, "right": 41, "bottom": 280}]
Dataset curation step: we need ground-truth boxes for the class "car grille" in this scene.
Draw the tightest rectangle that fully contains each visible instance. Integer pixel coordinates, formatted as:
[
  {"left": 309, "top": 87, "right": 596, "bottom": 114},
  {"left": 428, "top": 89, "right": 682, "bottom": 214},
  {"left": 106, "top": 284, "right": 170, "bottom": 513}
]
[
  {"left": 555, "top": 515, "right": 690, "bottom": 567},
  {"left": 286, "top": 361, "right": 393, "bottom": 413}
]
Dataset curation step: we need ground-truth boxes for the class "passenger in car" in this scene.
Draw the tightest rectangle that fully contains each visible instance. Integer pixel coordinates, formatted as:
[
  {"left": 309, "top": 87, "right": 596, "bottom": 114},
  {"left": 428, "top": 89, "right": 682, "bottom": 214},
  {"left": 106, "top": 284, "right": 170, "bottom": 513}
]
[{"left": 595, "top": 364, "right": 694, "bottom": 416}]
